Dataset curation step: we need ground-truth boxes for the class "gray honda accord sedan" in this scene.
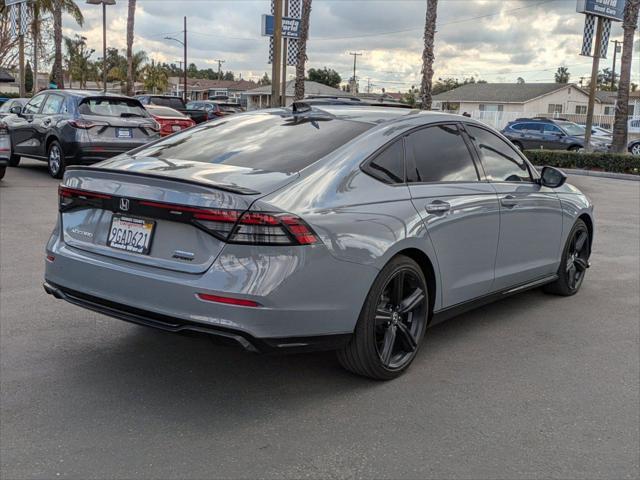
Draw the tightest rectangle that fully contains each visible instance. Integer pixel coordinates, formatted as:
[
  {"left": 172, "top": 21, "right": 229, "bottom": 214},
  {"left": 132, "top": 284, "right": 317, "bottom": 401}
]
[{"left": 44, "top": 105, "right": 593, "bottom": 379}]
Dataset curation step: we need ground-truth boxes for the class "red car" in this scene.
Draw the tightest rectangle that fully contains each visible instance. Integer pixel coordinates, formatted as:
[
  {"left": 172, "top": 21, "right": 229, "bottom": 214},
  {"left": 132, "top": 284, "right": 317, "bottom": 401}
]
[{"left": 144, "top": 105, "right": 195, "bottom": 137}]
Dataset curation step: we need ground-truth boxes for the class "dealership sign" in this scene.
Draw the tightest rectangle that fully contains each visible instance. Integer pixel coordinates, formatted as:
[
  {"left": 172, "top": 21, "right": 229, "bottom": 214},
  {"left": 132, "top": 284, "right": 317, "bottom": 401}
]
[
  {"left": 261, "top": 14, "right": 301, "bottom": 39},
  {"left": 576, "top": 0, "right": 625, "bottom": 22}
]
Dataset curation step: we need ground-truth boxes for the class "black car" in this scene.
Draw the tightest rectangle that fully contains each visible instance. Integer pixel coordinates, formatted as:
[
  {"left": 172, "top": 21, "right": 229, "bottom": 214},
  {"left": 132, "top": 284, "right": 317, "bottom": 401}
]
[
  {"left": 501, "top": 117, "right": 610, "bottom": 152},
  {"left": 186, "top": 100, "right": 243, "bottom": 120},
  {"left": 5, "top": 90, "right": 160, "bottom": 178},
  {"left": 135, "top": 95, "right": 208, "bottom": 124}
]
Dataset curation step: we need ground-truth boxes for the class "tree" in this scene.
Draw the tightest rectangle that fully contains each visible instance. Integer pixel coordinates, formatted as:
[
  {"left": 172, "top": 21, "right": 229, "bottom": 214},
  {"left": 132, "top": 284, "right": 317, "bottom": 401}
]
[
  {"left": 516, "top": 77, "right": 525, "bottom": 84},
  {"left": 0, "top": 6, "right": 19, "bottom": 70},
  {"left": 143, "top": 60, "right": 168, "bottom": 93},
  {"left": 402, "top": 85, "right": 419, "bottom": 107},
  {"left": 420, "top": 0, "right": 438, "bottom": 110},
  {"left": 258, "top": 73, "right": 271, "bottom": 86},
  {"left": 51, "top": 0, "right": 84, "bottom": 89},
  {"left": 295, "top": 0, "right": 312, "bottom": 101},
  {"left": 612, "top": 0, "right": 640, "bottom": 153},
  {"left": 25, "top": 61, "right": 33, "bottom": 93},
  {"left": 597, "top": 67, "right": 617, "bottom": 91},
  {"left": 307, "top": 67, "right": 341, "bottom": 88},
  {"left": 223, "top": 71, "right": 235, "bottom": 81},
  {"left": 64, "top": 34, "right": 95, "bottom": 88},
  {"left": 126, "top": 0, "right": 137, "bottom": 96},
  {"left": 555, "top": 66, "right": 570, "bottom": 83}
]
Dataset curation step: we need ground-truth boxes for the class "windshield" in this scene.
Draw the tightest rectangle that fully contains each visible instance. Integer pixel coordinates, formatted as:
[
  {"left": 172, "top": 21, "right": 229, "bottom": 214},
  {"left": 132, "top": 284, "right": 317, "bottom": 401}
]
[
  {"left": 556, "top": 121, "right": 585, "bottom": 136},
  {"left": 128, "top": 112, "right": 372, "bottom": 173},
  {"left": 79, "top": 98, "right": 149, "bottom": 118}
]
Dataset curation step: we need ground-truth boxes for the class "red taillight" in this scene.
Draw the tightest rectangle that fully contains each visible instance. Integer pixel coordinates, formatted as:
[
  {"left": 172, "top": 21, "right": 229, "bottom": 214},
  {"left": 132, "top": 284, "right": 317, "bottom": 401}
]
[
  {"left": 59, "top": 186, "right": 112, "bottom": 210},
  {"left": 68, "top": 119, "right": 97, "bottom": 129},
  {"left": 196, "top": 293, "right": 261, "bottom": 308},
  {"left": 46, "top": 255, "right": 55, "bottom": 262}
]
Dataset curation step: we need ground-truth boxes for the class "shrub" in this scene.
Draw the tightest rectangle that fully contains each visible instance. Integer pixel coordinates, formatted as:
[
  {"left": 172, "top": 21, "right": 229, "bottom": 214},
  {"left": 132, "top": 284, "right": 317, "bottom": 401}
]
[{"left": 524, "top": 149, "right": 640, "bottom": 175}]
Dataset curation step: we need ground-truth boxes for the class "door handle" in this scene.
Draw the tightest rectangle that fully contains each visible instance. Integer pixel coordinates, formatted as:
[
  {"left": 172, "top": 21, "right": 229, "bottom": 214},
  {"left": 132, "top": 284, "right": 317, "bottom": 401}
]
[
  {"left": 500, "top": 195, "right": 518, "bottom": 208},
  {"left": 425, "top": 201, "right": 451, "bottom": 214},
  {"left": 42, "top": 118, "right": 51, "bottom": 126}
]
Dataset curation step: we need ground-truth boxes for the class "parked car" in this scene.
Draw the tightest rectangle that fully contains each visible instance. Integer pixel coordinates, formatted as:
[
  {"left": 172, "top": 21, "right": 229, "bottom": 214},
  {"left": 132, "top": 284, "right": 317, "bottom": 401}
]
[
  {"left": 589, "top": 126, "right": 612, "bottom": 137},
  {"left": 0, "top": 98, "right": 28, "bottom": 119},
  {"left": 44, "top": 106, "right": 593, "bottom": 380},
  {"left": 501, "top": 117, "right": 610, "bottom": 152},
  {"left": 4, "top": 90, "right": 160, "bottom": 178},
  {"left": 0, "top": 119, "right": 9, "bottom": 180},
  {"left": 186, "top": 100, "right": 244, "bottom": 120},
  {"left": 135, "top": 95, "right": 208, "bottom": 124},
  {"left": 144, "top": 105, "right": 195, "bottom": 137},
  {"left": 629, "top": 139, "right": 640, "bottom": 156}
]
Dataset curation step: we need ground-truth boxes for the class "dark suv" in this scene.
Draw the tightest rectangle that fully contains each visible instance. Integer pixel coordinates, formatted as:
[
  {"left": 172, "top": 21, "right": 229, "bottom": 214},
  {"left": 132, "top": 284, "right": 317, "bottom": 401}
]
[
  {"left": 501, "top": 117, "right": 610, "bottom": 152},
  {"left": 5, "top": 90, "right": 160, "bottom": 178}
]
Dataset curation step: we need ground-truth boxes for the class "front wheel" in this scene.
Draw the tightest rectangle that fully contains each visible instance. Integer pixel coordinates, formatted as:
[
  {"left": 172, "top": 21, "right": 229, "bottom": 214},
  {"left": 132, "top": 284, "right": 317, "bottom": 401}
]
[
  {"left": 629, "top": 142, "right": 640, "bottom": 156},
  {"left": 0, "top": 166, "right": 6, "bottom": 180},
  {"left": 543, "top": 219, "right": 590, "bottom": 296},
  {"left": 337, "top": 256, "right": 429, "bottom": 380},
  {"left": 47, "top": 140, "right": 66, "bottom": 179}
]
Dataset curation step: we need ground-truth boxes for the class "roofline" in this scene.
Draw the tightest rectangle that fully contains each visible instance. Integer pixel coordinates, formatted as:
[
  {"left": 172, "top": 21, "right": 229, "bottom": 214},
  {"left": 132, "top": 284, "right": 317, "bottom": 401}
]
[{"left": 434, "top": 83, "right": 602, "bottom": 105}]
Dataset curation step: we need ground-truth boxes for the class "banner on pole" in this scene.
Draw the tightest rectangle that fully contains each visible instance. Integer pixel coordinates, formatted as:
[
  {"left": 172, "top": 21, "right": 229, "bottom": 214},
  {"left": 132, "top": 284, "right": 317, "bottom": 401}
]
[{"left": 267, "top": 0, "right": 303, "bottom": 66}]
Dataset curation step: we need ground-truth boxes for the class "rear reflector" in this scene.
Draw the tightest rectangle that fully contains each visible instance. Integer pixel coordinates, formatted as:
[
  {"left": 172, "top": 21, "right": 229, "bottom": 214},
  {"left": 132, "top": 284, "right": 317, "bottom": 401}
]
[
  {"left": 46, "top": 255, "right": 55, "bottom": 262},
  {"left": 196, "top": 293, "right": 261, "bottom": 308}
]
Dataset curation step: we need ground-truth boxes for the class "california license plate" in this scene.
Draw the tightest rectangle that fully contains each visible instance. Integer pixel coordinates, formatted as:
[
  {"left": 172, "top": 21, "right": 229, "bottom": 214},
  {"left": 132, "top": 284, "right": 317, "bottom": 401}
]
[
  {"left": 116, "top": 128, "right": 132, "bottom": 138},
  {"left": 171, "top": 124, "right": 181, "bottom": 132},
  {"left": 107, "top": 215, "right": 155, "bottom": 254}
]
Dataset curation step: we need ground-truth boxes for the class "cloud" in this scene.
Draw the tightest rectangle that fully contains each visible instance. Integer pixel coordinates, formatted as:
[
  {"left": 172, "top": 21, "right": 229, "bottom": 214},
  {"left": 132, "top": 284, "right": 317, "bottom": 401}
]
[{"left": 59, "top": 0, "right": 639, "bottom": 90}]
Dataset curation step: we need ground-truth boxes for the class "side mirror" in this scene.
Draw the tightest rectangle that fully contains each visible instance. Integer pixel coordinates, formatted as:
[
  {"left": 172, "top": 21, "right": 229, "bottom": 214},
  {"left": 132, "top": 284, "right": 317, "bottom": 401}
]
[
  {"left": 540, "top": 166, "right": 567, "bottom": 188},
  {"left": 9, "top": 105, "right": 22, "bottom": 115}
]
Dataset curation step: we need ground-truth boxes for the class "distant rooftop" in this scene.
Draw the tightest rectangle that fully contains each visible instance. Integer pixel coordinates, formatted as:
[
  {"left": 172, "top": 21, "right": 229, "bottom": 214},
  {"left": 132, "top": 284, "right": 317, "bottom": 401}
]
[
  {"left": 245, "top": 80, "right": 346, "bottom": 97},
  {"left": 433, "top": 82, "right": 587, "bottom": 103}
]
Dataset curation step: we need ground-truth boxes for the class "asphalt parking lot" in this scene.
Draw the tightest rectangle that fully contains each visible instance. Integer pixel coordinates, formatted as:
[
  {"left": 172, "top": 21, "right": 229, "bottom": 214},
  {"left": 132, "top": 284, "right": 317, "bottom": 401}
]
[{"left": 1, "top": 159, "right": 638, "bottom": 479}]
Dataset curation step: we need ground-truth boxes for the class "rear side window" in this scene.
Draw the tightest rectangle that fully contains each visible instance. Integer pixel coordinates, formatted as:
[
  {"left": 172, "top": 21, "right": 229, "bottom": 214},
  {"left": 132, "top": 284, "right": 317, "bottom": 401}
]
[
  {"left": 152, "top": 97, "right": 184, "bottom": 109},
  {"left": 466, "top": 126, "right": 532, "bottom": 182},
  {"left": 78, "top": 98, "right": 148, "bottom": 118},
  {"left": 129, "top": 113, "right": 372, "bottom": 173},
  {"left": 523, "top": 123, "right": 542, "bottom": 132},
  {"left": 364, "top": 140, "right": 404, "bottom": 184},
  {"left": 543, "top": 124, "right": 562, "bottom": 134},
  {"left": 405, "top": 124, "right": 478, "bottom": 183}
]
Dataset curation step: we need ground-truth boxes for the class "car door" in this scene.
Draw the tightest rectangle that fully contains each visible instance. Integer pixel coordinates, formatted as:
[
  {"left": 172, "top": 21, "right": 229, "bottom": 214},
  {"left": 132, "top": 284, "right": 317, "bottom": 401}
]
[
  {"left": 10, "top": 93, "right": 46, "bottom": 157},
  {"left": 464, "top": 125, "right": 564, "bottom": 290},
  {"left": 520, "top": 122, "right": 544, "bottom": 149},
  {"left": 37, "top": 93, "right": 65, "bottom": 155},
  {"left": 405, "top": 123, "right": 501, "bottom": 307},
  {"left": 541, "top": 123, "right": 566, "bottom": 149}
]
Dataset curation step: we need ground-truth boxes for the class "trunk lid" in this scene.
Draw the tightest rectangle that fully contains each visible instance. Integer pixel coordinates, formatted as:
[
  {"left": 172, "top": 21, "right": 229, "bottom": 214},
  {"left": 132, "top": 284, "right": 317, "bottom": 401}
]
[{"left": 60, "top": 161, "right": 297, "bottom": 273}]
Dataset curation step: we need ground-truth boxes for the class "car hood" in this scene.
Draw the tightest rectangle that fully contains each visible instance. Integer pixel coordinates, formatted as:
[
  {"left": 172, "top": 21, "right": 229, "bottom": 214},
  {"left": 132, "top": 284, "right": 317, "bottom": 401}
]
[{"left": 89, "top": 155, "right": 299, "bottom": 195}]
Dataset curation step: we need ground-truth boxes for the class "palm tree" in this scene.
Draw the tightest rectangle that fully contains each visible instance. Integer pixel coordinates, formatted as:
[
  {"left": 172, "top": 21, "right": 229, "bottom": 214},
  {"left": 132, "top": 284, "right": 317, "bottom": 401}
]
[
  {"left": 612, "top": 0, "right": 640, "bottom": 153},
  {"left": 294, "top": 0, "right": 312, "bottom": 101},
  {"left": 420, "top": 0, "right": 438, "bottom": 110},
  {"left": 143, "top": 60, "right": 168, "bottom": 94},
  {"left": 555, "top": 66, "right": 570, "bottom": 83},
  {"left": 126, "top": 0, "right": 137, "bottom": 96},
  {"left": 48, "top": 0, "right": 83, "bottom": 89}
]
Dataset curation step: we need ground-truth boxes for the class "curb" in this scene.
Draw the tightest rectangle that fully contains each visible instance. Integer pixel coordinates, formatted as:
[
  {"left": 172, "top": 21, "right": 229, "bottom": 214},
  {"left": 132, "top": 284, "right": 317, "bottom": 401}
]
[{"left": 535, "top": 166, "right": 640, "bottom": 182}]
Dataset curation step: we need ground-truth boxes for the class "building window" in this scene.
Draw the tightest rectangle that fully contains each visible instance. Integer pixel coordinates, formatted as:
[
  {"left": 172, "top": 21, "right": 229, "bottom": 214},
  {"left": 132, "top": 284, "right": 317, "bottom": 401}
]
[
  {"left": 628, "top": 104, "right": 635, "bottom": 116},
  {"left": 548, "top": 104, "right": 563, "bottom": 114},
  {"left": 575, "top": 105, "right": 587, "bottom": 114},
  {"left": 604, "top": 106, "right": 614, "bottom": 115},
  {"left": 479, "top": 104, "right": 503, "bottom": 119}
]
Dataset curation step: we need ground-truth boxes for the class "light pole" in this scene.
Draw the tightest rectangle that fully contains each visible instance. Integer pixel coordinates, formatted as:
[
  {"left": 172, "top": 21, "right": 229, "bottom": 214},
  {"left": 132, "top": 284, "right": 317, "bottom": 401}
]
[
  {"left": 165, "top": 17, "right": 187, "bottom": 102},
  {"left": 86, "top": 0, "right": 116, "bottom": 94}
]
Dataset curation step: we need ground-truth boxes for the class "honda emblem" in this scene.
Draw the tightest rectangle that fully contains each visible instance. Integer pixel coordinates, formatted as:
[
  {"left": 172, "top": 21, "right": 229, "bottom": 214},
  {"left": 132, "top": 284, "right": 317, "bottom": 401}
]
[{"left": 119, "top": 198, "right": 130, "bottom": 211}]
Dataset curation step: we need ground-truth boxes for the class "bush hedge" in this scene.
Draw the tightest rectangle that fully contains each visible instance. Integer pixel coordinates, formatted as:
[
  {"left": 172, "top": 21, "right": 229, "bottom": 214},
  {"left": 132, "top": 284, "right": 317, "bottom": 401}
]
[{"left": 524, "top": 149, "right": 640, "bottom": 175}]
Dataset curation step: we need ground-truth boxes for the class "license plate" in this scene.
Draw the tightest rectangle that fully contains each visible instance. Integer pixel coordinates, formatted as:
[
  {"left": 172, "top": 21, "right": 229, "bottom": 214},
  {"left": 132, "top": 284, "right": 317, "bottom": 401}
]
[
  {"left": 171, "top": 125, "right": 182, "bottom": 132},
  {"left": 107, "top": 215, "right": 155, "bottom": 254},
  {"left": 116, "top": 128, "right": 132, "bottom": 139}
]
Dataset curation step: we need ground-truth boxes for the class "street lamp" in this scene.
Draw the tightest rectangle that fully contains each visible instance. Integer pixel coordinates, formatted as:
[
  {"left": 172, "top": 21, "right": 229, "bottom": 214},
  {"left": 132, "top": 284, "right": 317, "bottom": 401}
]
[
  {"left": 86, "top": 0, "right": 116, "bottom": 94},
  {"left": 164, "top": 17, "right": 187, "bottom": 103}
]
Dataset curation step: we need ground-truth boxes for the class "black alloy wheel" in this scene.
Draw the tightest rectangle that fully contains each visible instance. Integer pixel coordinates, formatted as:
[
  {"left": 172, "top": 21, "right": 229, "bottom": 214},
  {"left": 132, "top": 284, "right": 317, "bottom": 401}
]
[{"left": 544, "top": 219, "right": 590, "bottom": 296}]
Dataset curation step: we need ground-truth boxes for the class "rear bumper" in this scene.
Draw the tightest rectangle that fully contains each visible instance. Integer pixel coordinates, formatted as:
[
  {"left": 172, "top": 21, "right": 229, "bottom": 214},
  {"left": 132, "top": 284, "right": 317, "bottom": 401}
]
[
  {"left": 71, "top": 142, "right": 149, "bottom": 164},
  {"left": 43, "top": 281, "right": 350, "bottom": 353}
]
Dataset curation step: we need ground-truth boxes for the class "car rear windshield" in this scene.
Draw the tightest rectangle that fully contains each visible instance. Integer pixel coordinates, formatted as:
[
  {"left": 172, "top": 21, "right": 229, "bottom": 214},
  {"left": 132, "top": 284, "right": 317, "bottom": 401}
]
[
  {"left": 151, "top": 97, "right": 185, "bottom": 109},
  {"left": 79, "top": 97, "right": 148, "bottom": 118},
  {"left": 146, "top": 106, "right": 186, "bottom": 118},
  {"left": 129, "top": 112, "right": 373, "bottom": 172}
]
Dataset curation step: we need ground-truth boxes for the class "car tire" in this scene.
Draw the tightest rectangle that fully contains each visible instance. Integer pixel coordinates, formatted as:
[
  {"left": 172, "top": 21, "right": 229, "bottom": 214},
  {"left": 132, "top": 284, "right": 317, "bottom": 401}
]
[
  {"left": 8, "top": 154, "right": 20, "bottom": 167},
  {"left": 568, "top": 145, "right": 581, "bottom": 152},
  {"left": 0, "top": 166, "right": 5, "bottom": 180},
  {"left": 512, "top": 141, "right": 524, "bottom": 151},
  {"left": 47, "top": 140, "right": 65, "bottom": 179},
  {"left": 543, "top": 219, "right": 590, "bottom": 296},
  {"left": 337, "top": 255, "right": 429, "bottom": 380},
  {"left": 629, "top": 142, "right": 640, "bottom": 156}
]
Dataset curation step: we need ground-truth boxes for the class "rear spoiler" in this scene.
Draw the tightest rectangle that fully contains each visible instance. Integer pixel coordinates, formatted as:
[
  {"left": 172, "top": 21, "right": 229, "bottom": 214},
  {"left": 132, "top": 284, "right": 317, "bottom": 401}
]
[{"left": 65, "top": 166, "right": 261, "bottom": 195}]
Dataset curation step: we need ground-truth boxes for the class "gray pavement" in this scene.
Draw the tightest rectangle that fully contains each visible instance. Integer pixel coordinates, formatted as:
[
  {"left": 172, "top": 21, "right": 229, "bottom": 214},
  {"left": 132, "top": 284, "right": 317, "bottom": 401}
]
[{"left": 1, "top": 159, "right": 639, "bottom": 479}]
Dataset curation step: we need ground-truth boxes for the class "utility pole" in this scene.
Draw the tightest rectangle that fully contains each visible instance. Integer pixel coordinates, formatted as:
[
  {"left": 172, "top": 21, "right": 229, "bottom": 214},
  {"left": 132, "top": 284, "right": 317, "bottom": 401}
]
[
  {"left": 271, "top": 0, "right": 283, "bottom": 107},
  {"left": 349, "top": 52, "right": 362, "bottom": 93},
  {"left": 183, "top": 16, "right": 188, "bottom": 102},
  {"left": 18, "top": 4, "right": 25, "bottom": 97},
  {"left": 585, "top": 16, "right": 604, "bottom": 152},
  {"left": 215, "top": 59, "right": 225, "bottom": 79},
  {"left": 610, "top": 39, "right": 621, "bottom": 90}
]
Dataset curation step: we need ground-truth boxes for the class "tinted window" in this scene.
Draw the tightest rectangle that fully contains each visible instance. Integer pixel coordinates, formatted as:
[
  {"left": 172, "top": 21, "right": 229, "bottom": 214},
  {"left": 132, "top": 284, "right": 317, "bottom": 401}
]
[
  {"left": 406, "top": 124, "right": 478, "bottom": 183},
  {"left": 151, "top": 97, "right": 184, "bottom": 109},
  {"left": 78, "top": 97, "right": 148, "bottom": 118},
  {"left": 511, "top": 123, "right": 525, "bottom": 131},
  {"left": 523, "top": 123, "right": 542, "bottom": 132},
  {"left": 41, "top": 94, "right": 64, "bottom": 115},
  {"left": 365, "top": 140, "right": 404, "bottom": 184},
  {"left": 129, "top": 113, "right": 372, "bottom": 173},
  {"left": 466, "top": 126, "right": 532, "bottom": 182},
  {"left": 23, "top": 94, "right": 46, "bottom": 114},
  {"left": 543, "top": 124, "right": 562, "bottom": 134}
]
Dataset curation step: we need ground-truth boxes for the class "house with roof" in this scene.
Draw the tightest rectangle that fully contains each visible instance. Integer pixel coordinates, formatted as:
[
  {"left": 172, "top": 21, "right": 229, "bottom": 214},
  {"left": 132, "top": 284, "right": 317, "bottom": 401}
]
[
  {"left": 166, "top": 77, "right": 257, "bottom": 104},
  {"left": 244, "top": 80, "right": 347, "bottom": 110}
]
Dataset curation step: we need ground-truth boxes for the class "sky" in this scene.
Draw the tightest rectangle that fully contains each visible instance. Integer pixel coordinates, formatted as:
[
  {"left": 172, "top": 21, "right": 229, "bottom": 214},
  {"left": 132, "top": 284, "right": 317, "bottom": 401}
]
[{"left": 63, "top": 0, "right": 640, "bottom": 92}]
